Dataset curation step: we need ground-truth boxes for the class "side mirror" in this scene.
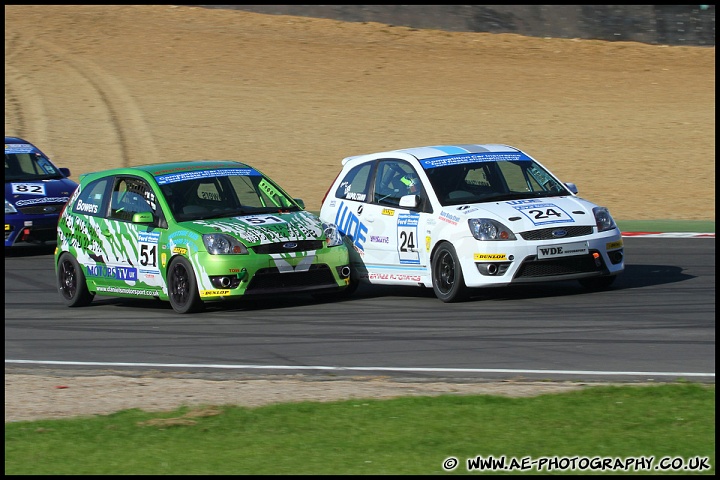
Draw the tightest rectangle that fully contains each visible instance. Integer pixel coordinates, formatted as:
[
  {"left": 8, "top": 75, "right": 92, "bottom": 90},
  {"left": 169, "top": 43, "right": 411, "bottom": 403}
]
[
  {"left": 399, "top": 194, "right": 420, "bottom": 208},
  {"left": 132, "top": 212, "right": 154, "bottom": 224},
  {"left": 564, "top": 182, "right": 578, "bottom": 194},
  {"left": 60, "top": 167, "right": 71, "bottom": 177},
  {"left": 294, "top": 198, "right": 305, "bottom": 209}
]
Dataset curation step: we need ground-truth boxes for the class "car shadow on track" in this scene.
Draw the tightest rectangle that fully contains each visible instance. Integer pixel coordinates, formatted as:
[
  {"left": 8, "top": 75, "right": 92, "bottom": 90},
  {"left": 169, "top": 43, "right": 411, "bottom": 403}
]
[
  {"left": 54, "top": 264, "right": 695, "bottom": 313},
  {"left": 5, "top": 245, "right": 56, "bottom": 257}
]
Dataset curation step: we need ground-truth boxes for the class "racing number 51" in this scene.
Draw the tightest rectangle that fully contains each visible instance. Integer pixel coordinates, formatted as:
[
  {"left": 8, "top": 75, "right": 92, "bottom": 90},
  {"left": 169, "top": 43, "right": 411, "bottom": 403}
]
[{"left": 140, "top": 243, "right": 157, "bottom": 267}]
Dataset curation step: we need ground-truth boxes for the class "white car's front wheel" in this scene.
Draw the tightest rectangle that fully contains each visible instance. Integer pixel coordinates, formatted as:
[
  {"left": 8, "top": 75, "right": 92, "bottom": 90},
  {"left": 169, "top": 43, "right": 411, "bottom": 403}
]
[{"left": 432, "top": 242, "right": 468, "bottom": 302}]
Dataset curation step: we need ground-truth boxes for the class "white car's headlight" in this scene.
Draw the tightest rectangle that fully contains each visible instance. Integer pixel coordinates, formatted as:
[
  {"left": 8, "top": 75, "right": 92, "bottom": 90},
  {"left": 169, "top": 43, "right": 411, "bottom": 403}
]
[
  {"left": 203, "top": 233, "right": 248, "bottom": 255},
  {"left": 323, "top": 222, "right": 344, "bottom": 247},
  {"left": 593, "top": 206, "right": 616, "bottom": 232},
  {"left": 468, "top": 218, "right": 517, "bottom": 241},
  {"left": 5, "top": 199, "right": 18, "bottom": 214}
]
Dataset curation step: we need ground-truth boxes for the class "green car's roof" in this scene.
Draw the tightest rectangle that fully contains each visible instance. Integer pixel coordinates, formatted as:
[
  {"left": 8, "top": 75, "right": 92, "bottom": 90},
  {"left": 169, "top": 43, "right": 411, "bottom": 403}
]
[{"left": 80, "top": 160, "right": 255, "bottom": 181}]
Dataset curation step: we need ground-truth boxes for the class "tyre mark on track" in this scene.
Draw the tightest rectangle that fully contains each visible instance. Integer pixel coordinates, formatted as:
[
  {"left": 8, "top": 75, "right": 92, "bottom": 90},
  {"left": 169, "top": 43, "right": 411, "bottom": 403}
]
[
  {"left": 4, "top": 33, "right": 49, "bottom": 141},
  {"left": 30, "top": 37, "right": 160, "bottom": 167},
  {"left": 6, "top": 33, "right": 159, "bottom": 167}
]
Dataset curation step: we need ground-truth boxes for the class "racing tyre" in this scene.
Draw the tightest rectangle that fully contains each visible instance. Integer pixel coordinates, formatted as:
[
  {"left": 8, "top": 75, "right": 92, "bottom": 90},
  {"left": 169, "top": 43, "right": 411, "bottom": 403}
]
[
  {"left": 579, "top": 275, "right": 617, "bottom": 290},
  {"left": 57, "top": 252, "right": 94, "bottom": 307},
  {"left": 168, "top": 256, "right": 203, "bottom": 313},
  {"left": 432, "top": 242, "right": 468, "bottom": 302}
]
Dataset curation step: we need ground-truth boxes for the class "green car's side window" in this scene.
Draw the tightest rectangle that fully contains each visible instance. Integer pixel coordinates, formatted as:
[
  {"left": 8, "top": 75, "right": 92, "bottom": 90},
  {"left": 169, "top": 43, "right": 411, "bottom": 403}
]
[
  {"left": 109, "top": 177, "right": 160, "bottom": 225},
  {"left": 72, "top": 178, "right": 110, "bottom": 217}
]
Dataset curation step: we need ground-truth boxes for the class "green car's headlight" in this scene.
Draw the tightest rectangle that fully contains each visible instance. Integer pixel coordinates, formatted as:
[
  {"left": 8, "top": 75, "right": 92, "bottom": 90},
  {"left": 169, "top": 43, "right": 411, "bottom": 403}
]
[
  {"left": 322, "top": 222, "right": 344, "bottom": 247},
  {"left": 203, "top": 233, "right": 248, "bottom": 255},
  {"left": 468, "top": 218, "right": 517, "bottom": 241}
]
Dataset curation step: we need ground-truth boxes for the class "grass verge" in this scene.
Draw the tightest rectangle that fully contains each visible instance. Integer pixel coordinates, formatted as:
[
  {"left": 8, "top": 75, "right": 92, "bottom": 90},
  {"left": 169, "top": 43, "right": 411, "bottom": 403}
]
[{"left": 5, "top": 383, "right": 714, "bottom": 474}]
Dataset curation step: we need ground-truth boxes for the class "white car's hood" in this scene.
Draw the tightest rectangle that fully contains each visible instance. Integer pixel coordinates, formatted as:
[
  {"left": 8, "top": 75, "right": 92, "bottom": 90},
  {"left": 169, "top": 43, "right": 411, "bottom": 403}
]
[{"left": 446, "top": 195, "right": 599, "bottom": 231}]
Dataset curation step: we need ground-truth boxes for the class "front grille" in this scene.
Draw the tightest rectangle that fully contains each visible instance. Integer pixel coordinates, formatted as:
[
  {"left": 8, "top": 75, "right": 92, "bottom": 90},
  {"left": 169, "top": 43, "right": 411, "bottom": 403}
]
[
  {"left": 252, "top": 240, "right": 324, "bottom": 254},
  {"left": 518, "top": 225, "right": 594, "bottom": 241},
  {"left": 18, "top": 204, "right": 64, "bottom": 215},
  {"left": 514, "top": 251, "right": 604, "bottom": 279},
  {"left": 245, "top": 264, "right": 337, "bottom": 294}
]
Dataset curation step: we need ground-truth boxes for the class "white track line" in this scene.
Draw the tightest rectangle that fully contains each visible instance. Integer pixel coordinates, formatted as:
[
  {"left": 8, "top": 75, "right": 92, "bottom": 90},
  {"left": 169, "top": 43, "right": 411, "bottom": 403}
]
[{"left": 4, "top": 359, "right": 714, "bottom": 378}]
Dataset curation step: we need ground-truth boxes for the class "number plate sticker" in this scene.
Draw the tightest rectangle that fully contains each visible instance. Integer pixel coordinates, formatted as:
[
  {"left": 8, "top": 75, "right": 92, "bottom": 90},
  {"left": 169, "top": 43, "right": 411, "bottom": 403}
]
[
  {"left": 537, "top": 241, "right": 589, "bottom": 259},
  {"left": 12, "top": 183, "right": 46, "bottom": 195}
]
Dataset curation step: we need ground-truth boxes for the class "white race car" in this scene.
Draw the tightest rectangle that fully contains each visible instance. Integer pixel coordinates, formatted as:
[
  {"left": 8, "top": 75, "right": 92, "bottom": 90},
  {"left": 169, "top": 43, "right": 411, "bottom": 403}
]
[{"left": 320, "top": 144, "right": 624, "bottom": 302}]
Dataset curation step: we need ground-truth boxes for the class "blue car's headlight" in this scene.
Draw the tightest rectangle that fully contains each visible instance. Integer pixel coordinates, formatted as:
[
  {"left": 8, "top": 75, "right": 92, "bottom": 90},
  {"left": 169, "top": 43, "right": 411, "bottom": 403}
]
[
  {"left": 468, "top": 218, "right": 517, "bottom": 241},
  {"left": 203, "top": 233, "right": 248, "bottom": 255},
  {"left": 5, "top": 199, "right": 18, "bottom": 214},
  {"left": 323, "top": 222, "right": 344, "bottom": 247},
  {"left": 593, "top": 207, "right": 616, "bottom": 232}
]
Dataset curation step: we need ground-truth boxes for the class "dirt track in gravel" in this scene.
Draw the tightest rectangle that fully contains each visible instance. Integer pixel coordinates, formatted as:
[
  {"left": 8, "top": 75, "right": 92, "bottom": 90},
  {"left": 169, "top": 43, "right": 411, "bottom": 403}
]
[{"left": 3, "top": 5, "right": 715, "bottom": 421}]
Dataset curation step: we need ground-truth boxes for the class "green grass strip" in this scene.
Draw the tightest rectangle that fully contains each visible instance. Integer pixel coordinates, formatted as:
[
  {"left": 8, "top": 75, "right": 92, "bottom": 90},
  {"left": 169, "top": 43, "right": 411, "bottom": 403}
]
[{"left": 5, "top": 383, "right": 715, "bottom": 475}]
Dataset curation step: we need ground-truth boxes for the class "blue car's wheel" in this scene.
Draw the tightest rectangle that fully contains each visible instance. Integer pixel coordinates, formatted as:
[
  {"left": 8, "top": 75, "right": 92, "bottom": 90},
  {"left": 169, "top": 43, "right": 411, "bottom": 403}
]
[
  {"left": 57, "top": 252, "right": 94, "bottom": 307},
  {"left": 167, "top": 256, "right": 203, "bottom": 314}
]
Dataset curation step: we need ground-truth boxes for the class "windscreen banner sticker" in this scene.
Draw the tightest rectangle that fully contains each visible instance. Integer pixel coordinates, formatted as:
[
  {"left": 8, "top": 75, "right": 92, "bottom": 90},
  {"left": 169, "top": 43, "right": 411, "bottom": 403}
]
[
  {"left": 507, "top": 201, "right": 574, "bottom": 226},
  {"left": 5, "top": 144, "right": 37, "bottom": 154},
  {"left": 11, "top": 183, "right": 46, "bottom": 195},
  {"left": 397, "top": 213, "right": 420, "bottom": 264},
  {"left": 155, "top": 168, "right": 260, "bottom": 185},
  {"left": 420, "top": 152, "right": 532, "bottom": 169}
]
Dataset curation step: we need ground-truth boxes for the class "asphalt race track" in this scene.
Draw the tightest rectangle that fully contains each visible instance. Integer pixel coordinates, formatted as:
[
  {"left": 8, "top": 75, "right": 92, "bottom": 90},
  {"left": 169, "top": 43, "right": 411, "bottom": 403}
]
[{"left": 4, "top": 237, "right": 715, "bottom": 384}]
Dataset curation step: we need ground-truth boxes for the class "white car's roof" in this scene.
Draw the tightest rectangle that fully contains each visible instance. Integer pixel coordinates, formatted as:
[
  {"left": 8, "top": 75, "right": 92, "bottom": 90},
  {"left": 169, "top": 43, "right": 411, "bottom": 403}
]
[{"left": 342, "top": 144, "right": 525, "bottom": 164}]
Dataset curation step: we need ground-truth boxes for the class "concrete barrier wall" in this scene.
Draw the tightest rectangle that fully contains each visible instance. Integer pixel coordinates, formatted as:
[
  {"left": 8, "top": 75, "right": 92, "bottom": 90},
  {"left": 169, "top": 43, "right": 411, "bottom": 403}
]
[{"left": 199, "top": 5, "right": 715, "bottom": 47}]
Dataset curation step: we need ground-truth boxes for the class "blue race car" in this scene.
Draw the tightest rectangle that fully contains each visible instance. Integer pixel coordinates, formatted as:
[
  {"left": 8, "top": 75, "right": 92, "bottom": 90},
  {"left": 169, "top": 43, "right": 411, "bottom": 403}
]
[{"left": 5, "top": 136, "right": 78, "bottom": 248}]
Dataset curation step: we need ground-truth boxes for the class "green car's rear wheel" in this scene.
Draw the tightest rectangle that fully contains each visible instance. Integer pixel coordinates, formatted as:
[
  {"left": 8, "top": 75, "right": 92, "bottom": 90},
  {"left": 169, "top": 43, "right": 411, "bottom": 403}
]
[{"left": 57, "top": 252, "right": 94, "bottom": 307}]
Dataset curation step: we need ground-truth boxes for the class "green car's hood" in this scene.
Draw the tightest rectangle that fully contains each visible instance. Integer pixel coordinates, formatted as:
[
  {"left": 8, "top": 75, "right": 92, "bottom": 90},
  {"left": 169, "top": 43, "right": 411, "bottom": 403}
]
[{"left": 181, "top": 210, "right": 325, "bottom": 246}]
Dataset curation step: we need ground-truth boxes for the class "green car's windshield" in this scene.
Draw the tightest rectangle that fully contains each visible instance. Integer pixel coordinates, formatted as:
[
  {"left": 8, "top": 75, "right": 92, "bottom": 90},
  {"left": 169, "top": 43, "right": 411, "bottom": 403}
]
[
  {"left": 158, "top": 170, "right": 301, "bottom": 222},
  {"left": 424, "top": 159, "right": 570, "bottom": 206},
  {"left": 5, "top": 152, "right": 64, "bottom": 182}
]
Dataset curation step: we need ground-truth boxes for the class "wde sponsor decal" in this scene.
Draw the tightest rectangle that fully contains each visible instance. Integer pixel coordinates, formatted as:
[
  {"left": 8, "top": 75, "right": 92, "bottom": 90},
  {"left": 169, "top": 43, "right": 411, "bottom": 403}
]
[{"left": 334, "top": 201, "right": 368, "bottom": 251}]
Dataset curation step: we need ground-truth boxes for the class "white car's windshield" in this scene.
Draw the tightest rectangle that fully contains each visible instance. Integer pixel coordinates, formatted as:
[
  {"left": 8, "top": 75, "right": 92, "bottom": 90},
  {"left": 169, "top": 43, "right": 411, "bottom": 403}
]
[{"left": 424, "top": 159, "right": 569, "bottom": 206}]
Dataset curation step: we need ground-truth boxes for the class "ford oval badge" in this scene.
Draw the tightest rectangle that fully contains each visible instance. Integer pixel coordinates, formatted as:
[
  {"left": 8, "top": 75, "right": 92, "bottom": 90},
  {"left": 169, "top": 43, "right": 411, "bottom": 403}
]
[
  {"left": 283, "top": 242, "right": 298, "bottom": 250},
  {"left": 551, "top": 229, "right": 568, "bottom": 238}
]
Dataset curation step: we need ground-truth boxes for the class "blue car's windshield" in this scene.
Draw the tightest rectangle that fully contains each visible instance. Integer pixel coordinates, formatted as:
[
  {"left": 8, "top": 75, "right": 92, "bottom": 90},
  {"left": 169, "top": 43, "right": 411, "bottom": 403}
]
[
  {"left": 424, "top": 159, "right": 570, "bottom": 206},
  {"left": 5, "top": 152, "right": 64, "bottom": 182}
]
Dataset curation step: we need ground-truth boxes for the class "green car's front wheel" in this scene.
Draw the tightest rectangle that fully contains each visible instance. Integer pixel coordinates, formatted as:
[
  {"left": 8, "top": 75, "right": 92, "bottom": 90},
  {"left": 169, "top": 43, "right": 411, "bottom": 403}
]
[
  {"left": 167, "top": 256, "right": 203, "bottom": 314},
  {"left": 57, "top": 252, "right": 94, "bottom": 307}
]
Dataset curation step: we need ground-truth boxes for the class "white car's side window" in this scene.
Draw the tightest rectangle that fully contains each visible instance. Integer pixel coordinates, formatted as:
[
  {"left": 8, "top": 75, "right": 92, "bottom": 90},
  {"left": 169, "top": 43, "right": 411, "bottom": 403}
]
[{"left": 335, "top": 163, "right": 372, "bottom": 203}]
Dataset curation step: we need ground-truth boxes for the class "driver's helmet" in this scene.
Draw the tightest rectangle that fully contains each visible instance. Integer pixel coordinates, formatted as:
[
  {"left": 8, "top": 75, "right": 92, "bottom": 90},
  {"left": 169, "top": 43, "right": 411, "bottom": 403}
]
[{"left": 400, "top": 172, "right": 420, "bottom": 194}]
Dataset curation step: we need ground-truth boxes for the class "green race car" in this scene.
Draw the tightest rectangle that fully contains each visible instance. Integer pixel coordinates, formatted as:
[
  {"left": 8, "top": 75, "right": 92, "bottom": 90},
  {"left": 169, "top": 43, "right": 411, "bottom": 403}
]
[{"left": 55, "top": 161, "right": 354, "bottom": 313}]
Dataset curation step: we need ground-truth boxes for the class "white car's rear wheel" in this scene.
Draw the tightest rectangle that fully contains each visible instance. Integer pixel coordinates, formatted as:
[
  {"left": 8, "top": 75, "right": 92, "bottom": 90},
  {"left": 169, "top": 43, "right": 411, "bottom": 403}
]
[{"left": 432, "top": 242, "right": 468, "bottom": 302}]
